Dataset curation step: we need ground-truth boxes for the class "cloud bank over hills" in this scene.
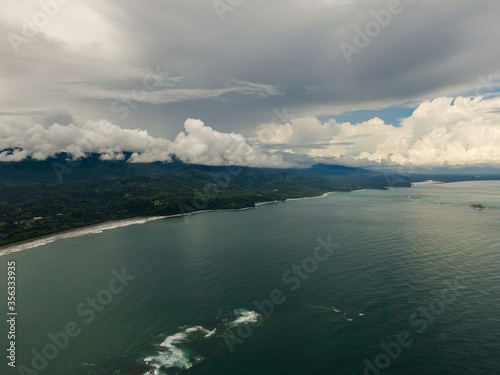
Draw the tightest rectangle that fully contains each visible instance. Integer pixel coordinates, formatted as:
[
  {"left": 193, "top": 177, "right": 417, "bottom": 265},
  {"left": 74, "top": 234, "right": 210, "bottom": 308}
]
[
  {"left": 1, "top": 96, "right": 500, "bottom": 169},
  {"left": 0, "top": 118, "right": 287, "bottom": 168}
]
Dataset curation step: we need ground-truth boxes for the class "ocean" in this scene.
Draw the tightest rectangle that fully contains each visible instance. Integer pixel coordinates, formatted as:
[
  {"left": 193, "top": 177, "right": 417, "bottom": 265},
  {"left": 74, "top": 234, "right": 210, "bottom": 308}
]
[{"left": 1, "top": 181, "right": 499, "bottom": 374}]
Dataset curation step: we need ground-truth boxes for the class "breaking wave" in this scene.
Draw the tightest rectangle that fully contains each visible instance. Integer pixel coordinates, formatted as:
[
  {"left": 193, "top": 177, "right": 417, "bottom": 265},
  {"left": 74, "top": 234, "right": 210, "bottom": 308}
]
[{"left": 142, "top": 308, "right": 261, "bottom": 374}]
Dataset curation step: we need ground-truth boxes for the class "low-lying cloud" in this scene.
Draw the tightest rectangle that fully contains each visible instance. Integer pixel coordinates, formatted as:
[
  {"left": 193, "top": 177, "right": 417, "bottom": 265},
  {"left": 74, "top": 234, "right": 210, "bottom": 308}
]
[
  {"left": 0, "top": 118, "right": 286, "bottom": 168},
  {"left": 256, "top": 96, "right": 500, "bottom": 168},
  {"left": 2, "top": 96, "right": 500, "bottom": 169}
]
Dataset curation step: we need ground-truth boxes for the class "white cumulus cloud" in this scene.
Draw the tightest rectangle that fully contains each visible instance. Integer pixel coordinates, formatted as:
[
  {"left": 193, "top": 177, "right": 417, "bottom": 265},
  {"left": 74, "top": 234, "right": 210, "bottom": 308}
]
[
  {"left": 0, "top": 120, "right": 173, "bottom": 162},
  {"left": 0, "top": 118, "right": 286, "bottom": 168},
  {"left": 170, "top": 119, "right": 286, "bottom": 167},
  {"left": 2, "top": 96, "right": 500, "bottom": 168},
  {"left": 255, "top": 96, "right": 500, "bottom": 167}
]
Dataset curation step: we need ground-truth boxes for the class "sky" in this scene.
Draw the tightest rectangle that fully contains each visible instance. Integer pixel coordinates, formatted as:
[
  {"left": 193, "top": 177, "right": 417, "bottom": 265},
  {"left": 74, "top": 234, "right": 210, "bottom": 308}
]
[{"left": 1, "top": 0, "right": 500, "bottom": 168}]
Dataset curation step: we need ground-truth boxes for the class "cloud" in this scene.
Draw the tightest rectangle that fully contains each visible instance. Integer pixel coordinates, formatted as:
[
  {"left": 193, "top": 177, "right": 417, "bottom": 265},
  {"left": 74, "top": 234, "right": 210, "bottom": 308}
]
[
  {"left": 166, "top": 119, "right": 287, "bottom": 167},
  {"left": 0, "top": 118, "right": 286, "bottom": 168},
  {"left": 2, "top": 1, "right": 500, "bottom": 133},
  {"left": 2, "top": 1, "right": 500, "bottom": 167},
  {"left": 255, "top": 96, "right": 500, "bottom": 167},
  {"left": 1, "top": 96, "right": 500, "bottom": 168},
  {"left": 63, "top": 78, "right": 283, "bottom": 105},
  {"left": 0, "top": 120, "right": 173, "bottom": 162}
]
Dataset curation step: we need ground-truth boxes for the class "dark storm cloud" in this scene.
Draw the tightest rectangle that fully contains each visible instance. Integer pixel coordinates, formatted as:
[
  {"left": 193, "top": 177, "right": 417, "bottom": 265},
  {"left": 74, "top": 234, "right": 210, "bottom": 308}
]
[{"left": 3, "top": 1, "right": 499, "bottom": 127}]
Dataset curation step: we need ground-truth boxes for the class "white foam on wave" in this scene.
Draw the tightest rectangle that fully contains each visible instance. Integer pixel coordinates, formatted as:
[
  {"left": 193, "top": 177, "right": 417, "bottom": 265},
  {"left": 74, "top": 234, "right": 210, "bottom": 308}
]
[
  {"left": 184, "top": 325, "right": 208, "bottom": 334},
  {"left": 0, "top": 216, "right": 167, "bottom": 257},
  {"left": 81, "top": 362, "right": 97, "bottom": 367},
  {"left": 204, "top": 328, "right": 217, "bottom": 337},
  {"left": 144, "top": 325, "right": 212, "bottom": 372},
  {"left": 143, "top": 309, "right": 259, "bottom": 373},
  {"left": 359, "top": 313, "right": 365, "bottom": 316},
  {"left": 228, "top": 308, "right": 261, "bottom": 327}
]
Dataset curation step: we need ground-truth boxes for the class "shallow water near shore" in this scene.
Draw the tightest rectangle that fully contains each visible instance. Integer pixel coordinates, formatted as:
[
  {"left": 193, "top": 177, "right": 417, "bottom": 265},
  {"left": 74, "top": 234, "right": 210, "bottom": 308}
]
[{"left": 1, "top": 181, "right": 499, "bottom": 374}]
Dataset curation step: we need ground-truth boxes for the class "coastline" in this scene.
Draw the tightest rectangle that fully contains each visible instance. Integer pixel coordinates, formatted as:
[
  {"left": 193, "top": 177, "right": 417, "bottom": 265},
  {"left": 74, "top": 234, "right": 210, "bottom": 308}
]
[
  {"left": 0, "top": 190, "right": 339, "bottom": 256},
  {"left": 5, "top": 179, "right": 498, "bottom": 255},
  {"left": 0, "top": 216, "right": 167, "bottom": 256}
]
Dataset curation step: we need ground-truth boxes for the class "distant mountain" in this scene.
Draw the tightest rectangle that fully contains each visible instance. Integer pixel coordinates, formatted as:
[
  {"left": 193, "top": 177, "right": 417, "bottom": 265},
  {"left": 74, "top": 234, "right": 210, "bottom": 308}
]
[
  {"left": 278, "top": 163, "right": 410, "bottom": 188},
  {"left": 0, "top": 153, "right": 410, "bottom": 188}
]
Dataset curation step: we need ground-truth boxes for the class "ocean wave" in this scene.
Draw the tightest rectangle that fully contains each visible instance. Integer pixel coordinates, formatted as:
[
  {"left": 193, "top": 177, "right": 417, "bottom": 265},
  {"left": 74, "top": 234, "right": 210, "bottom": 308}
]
[
  {"left": 144, "top": 325, "right": 211, "bottom": 373},
  {"left": 142, "top": 308, "right": 260, "bottom": 374},
  {"left": 204, "top": 328, "right": 217, "bottom": 337},
  {"left": 228, "top": 308, "right": 261, "bottom": 327}
]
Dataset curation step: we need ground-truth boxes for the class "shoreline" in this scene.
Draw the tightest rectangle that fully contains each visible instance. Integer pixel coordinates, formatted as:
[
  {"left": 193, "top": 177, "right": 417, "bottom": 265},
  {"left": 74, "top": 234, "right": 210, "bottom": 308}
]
[
  {"left": 0, "top": 216, "right": 168, "bottom": 256},
  {"left": 0, "top": 190, "right": 339, "bottom": 256},
  {"left": 3, "top": 179, "right": 498, "bottom": 255}
]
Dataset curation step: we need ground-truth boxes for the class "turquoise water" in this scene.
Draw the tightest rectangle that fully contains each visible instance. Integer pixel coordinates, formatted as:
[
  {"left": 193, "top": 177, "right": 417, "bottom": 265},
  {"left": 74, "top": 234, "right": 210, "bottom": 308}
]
[{"left": 1, "top": 181, "right": 499, "bottom": 374}]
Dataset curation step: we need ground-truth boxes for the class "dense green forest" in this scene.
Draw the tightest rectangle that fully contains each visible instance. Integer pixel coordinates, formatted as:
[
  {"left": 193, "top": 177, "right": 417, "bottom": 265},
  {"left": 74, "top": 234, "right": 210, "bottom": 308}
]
[
  {"left": 13, "top": 154, "right": 499, "bottom": 246},
  {"left": 3, "top": 155, "right": 499, "bottom": 247},
  {"left": 1, "top": 156, "right": 386, "bottom": 246},
  {"left": 8, "top": 154, "right": 498, "bottom": 246}
]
